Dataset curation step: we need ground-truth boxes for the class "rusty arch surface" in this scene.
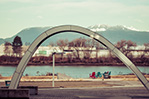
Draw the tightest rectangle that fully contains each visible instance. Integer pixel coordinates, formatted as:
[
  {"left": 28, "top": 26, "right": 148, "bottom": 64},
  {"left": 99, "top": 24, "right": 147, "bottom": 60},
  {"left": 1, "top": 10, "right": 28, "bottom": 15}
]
[{"left": 9, "top": 25, "right": 149, "bottom": 90}]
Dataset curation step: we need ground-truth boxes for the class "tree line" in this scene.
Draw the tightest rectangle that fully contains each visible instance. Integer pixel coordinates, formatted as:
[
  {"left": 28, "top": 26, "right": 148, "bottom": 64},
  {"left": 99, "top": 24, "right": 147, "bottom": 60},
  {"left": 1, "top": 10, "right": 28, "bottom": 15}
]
[
  {"left": 4, "top": 36, "right": 22, "bottom": 57},
  {"left": 1, "top": 36, "right": 149, "bottom": 66}
]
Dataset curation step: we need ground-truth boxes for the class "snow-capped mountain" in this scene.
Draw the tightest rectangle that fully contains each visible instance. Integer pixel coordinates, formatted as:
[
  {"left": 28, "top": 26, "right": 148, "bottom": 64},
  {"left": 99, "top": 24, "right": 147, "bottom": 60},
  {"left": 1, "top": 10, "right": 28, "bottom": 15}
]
[
  {"left": 88, "top": 24, "right": 143, "bottom": 32},
  {"left": 88, "top": 24, "right": 109, "bottom": 32},
  {"left": 88, "top": 24, "right": 149, "bottom": 44}
]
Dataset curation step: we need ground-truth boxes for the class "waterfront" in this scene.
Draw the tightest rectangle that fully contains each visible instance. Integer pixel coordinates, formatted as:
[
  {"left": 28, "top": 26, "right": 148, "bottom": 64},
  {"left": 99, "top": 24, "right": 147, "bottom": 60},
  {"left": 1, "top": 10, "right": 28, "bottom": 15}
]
[{"left": 0, "top": 65, "right": 149, "bottom": 78}]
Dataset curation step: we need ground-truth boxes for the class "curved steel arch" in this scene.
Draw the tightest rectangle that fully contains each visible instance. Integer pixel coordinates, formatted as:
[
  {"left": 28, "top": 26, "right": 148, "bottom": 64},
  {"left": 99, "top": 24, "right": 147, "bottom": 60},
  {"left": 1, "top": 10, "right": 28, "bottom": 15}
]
[{"left": 9, "top": 25, "right": 149, "bottom": 90}]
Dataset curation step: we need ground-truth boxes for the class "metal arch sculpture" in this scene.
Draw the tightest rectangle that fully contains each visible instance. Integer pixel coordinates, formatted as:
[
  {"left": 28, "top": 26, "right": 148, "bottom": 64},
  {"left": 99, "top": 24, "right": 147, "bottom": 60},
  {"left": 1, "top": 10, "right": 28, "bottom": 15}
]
[{"left": 9, "top": 25, "right": 149, "bottom": 90}]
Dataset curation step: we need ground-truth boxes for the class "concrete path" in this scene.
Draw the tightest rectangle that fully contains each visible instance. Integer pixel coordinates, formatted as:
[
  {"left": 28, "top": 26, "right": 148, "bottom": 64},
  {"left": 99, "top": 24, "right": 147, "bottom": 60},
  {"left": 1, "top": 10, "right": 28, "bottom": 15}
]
[
  {"left": 0, "top": 79, "right": 149, "bottom": 99},
  {"left": 30, "top": 87, "right": 149, "bottom": 99},
  {"left": 29, "top": 80, "right": 149, "bottom": 99}
]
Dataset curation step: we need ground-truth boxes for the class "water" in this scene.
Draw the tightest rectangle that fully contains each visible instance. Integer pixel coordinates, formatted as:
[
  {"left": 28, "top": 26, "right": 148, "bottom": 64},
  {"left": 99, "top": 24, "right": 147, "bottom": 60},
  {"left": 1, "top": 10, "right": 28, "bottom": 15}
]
[{"left": 0, "top": 65, "right": 149, "bottom": 78}]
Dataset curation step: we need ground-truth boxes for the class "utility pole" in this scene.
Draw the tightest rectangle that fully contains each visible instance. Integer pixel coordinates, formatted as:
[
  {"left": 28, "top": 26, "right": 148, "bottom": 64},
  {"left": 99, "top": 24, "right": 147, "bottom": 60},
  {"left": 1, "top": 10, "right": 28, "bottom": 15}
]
[{"left": 52, "top": 52, "right": 56, "bottom": 87}]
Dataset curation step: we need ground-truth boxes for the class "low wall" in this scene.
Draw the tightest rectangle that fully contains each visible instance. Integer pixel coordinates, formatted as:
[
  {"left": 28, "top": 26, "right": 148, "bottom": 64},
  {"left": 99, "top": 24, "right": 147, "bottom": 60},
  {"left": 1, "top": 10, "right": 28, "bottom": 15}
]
[
  {"left": 0, "top": 88, "right": 29, "bottom": 98},
  {"left": 1, "top": 86, "right": 38, "bottom": 95},
  {"left": 19, "top": 86, "right": 38, "bottom": 95}
]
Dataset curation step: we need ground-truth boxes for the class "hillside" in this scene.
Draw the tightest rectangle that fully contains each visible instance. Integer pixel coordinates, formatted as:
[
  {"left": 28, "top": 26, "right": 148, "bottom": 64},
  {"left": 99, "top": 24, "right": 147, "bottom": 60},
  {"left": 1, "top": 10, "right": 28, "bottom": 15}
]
[{"left": 0, "top": 24, "right": 149, "bottom": 45}]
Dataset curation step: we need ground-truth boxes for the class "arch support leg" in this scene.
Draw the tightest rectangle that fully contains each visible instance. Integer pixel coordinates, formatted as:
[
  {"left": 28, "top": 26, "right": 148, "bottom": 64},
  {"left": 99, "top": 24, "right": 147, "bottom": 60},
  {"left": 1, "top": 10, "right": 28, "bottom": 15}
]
[
  {"left": 9, "top": 51, "right": 34, "bottom": 89},
  {"left": 112, "top": 48, "right": 149, "bottom": 91}
]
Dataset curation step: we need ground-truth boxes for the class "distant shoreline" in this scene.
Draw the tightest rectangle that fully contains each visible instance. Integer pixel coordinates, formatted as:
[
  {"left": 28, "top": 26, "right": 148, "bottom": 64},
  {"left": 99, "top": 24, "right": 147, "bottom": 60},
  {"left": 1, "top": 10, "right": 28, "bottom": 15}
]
[
  {"left": 0, "top": 62, "right": 148, "bottom": 67},
  {"left": 1, "top": 55, "right": 148, "bottom": 67}
]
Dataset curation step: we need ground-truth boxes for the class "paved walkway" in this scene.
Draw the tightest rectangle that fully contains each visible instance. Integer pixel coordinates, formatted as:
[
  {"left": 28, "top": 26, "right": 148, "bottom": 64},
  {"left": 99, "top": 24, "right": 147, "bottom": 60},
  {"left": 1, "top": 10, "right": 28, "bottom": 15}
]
[
  {"left": 1, "top": 78, "right": 149, "bottom": 99},
  {"left": 27, "top": 80, "right": 149, "bottom": 99},
  {"left": 30, "top": 87, "right": 149, "bottom": 99}
]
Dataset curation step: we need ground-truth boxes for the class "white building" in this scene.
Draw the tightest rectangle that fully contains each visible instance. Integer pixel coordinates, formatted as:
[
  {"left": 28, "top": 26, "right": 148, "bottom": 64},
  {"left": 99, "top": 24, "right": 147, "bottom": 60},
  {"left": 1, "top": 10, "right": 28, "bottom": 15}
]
[{"left": 0, "top": 44, "right": 148, "bottom": 58}]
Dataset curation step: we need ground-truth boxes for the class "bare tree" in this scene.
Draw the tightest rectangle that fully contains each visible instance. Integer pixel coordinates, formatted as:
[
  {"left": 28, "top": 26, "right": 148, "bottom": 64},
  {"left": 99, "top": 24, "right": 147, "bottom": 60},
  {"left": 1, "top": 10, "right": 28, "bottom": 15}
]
[
  {"left": 144, "top": 43, "right": 149, "bottom": 50},
  {"left": 94, "top": 41, "right": 101, "bottom": 62},
  {"left": 143, "top": 43, "right": 149, "bottom": 58},
  {"left": 83, "top": 39, "right": 95, "bottom": 62},
  {"left": 66, "top": 53, "right": 73, "bottom": 63},
  {"left": 115, "top": 40, "right": 136, "bottom": 57},
  {"left": 68, "top": 37, "right": 86, "bottom": 61},
  {"left": 126, "top": 40, "right": 136, "bottom": 58},
  {"left": 56, "top": 39, "right": 68, "bottom": 59},
  {"left": 4, "top": 42, "right": 12, "bottom": 56},
  {"left": 115, "top": 40, "right": 127, "bottom": 53}
]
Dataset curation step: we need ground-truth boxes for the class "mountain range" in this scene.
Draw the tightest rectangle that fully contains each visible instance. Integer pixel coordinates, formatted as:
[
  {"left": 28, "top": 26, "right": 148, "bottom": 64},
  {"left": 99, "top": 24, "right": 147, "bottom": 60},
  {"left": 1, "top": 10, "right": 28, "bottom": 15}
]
[{"left": 0, "top": 24, "right": 149, "bottom": 46}]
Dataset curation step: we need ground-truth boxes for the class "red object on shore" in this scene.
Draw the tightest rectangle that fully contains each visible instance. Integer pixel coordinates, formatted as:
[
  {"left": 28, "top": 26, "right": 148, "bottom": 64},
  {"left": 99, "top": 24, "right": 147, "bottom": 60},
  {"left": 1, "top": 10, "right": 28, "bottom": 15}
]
[{"left": 89, "top": 72, "right": 96, "bottom": 78}]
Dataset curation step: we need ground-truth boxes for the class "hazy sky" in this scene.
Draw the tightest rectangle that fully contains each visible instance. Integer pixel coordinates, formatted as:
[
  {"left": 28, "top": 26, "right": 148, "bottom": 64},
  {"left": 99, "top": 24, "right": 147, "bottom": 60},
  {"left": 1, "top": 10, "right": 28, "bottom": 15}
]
[{"left": 0, "top": 0, "right": 149, "bottom": 38}]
